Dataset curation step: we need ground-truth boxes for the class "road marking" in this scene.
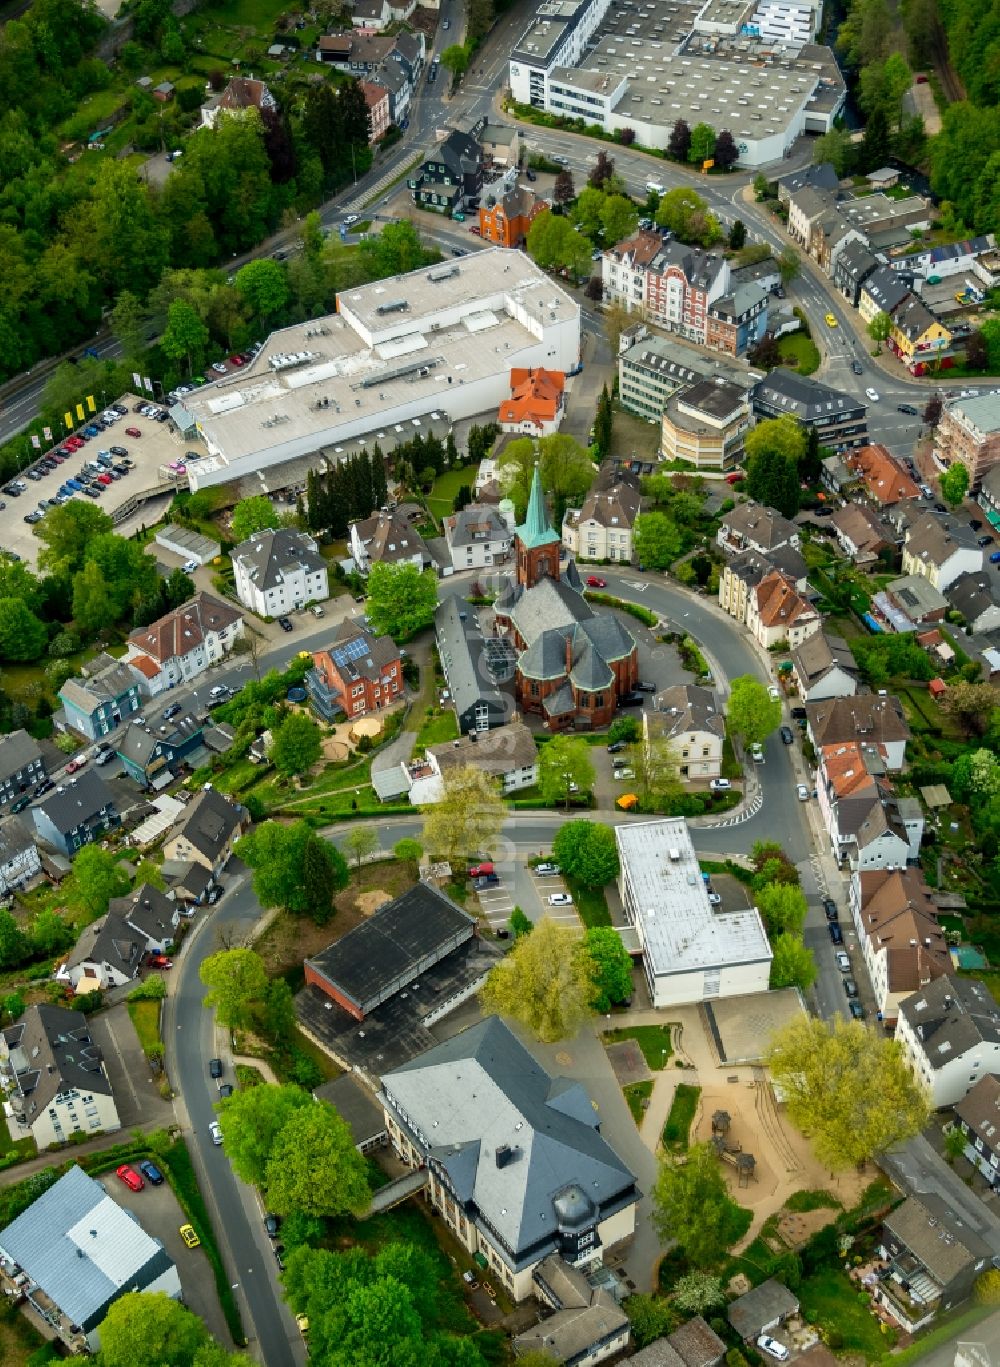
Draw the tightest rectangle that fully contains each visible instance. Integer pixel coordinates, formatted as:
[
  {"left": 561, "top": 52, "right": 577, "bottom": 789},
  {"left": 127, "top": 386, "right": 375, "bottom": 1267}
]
[{"left": 624, "top": 580, "right": 648, "bottom": 592}]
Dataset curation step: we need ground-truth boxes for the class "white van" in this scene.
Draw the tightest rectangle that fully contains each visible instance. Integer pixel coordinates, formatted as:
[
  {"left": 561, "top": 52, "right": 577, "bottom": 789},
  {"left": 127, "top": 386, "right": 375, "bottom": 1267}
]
[
  {"left": 646, "top": 179, "right": 665, "bottom": 194},
  {"left": 311, "top": 604, "right": 324, "bottom": 617}
]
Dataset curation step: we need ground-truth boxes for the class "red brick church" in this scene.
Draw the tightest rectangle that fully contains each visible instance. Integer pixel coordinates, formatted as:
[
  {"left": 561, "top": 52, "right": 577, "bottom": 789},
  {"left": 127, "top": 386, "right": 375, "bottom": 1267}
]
[{"left": 494, "top": 465, "right": 638, "bottom": 730}]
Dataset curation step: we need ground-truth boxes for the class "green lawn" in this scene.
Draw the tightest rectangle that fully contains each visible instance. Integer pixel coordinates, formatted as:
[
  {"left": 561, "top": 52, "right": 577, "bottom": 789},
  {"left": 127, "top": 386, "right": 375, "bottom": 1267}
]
[
  {"left": 413, "top": 706, "right": 460, "bottom": 751},
  {"left": 425, "top": 464, "right": 478, "bottom": 523},
  {"left": 0, "top": 1109, "right": 35, "bottom": 1167},
  {"left": 127, "top": 1000, "right": 161, "bottom": 1057},
  {"left": 603, "top": 1025, "right": 674, "bottom": 1069},
  {"left": 798, "top": 1269, "right": 896, "bottom": 1357},
  {"left": 662, "top": 1082, "right": 701, "bottom": 1151},
  {"left": 624, "top": 1080, "right": 653, "bottom": 1124},
  {"left": 565, "top": 876, "right": 612, "bottom": 928},
  {"left": 778, "top": 332, "right": 821, "bottom": 376}
]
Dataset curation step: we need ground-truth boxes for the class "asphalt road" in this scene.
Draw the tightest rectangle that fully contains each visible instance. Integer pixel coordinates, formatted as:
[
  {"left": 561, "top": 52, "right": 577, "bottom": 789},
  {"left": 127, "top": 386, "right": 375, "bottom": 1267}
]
[{"left": 163, "top": 875, "right": 306, "bottom": 1367}]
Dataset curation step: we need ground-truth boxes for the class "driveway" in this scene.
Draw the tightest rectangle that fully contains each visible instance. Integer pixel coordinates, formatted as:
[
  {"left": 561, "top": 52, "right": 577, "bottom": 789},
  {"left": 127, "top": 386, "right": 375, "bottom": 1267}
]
[
  {"left": 89, "top": 1003, "right": 174, "bottom": 1131},
  {"left": 98, "top": 1170, "right": 232, "bottom": 1347}
]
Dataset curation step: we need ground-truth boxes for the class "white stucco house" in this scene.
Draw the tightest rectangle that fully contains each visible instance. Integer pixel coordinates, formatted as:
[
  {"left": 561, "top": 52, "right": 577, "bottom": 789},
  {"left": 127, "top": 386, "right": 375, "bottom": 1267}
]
[{"left": 231, "top": 527, "right": 329, "bottom": 617}]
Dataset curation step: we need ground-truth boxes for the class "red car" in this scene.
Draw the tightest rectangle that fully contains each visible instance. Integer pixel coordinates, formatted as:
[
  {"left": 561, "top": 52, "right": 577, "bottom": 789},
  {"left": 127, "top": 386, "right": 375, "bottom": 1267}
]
[
  {"left": 66, "top": 754, "right": 89, "bottom": 774},
  {"left": 468, "top": 862, "right": 494, "bottom": 878},
  {"left": 468, "top": 226, "right": 482, "bottom": 235},
  {"left": 147, "top": 953, "right": 173, "bottom": 969},
  {"left": 229, "top": 354, "right": 245, "bottom": 367},
  {"left": 125, "top": 426, "right": 142, "bottom": 439},
  {"left": 66, "top": 436, "right": 84, "bottom": 450},
  {"left": 116, "top": 1164, "right": 145, "bottom": 1192},
  {"left": 725, "top": 472, "right": 743, "bottom": 485},
  {"left": 97, "top": 474, "right": 112, "bottom": 485},
  {"left": 586, "top": 576, "right": 607, "bottom": 588}
]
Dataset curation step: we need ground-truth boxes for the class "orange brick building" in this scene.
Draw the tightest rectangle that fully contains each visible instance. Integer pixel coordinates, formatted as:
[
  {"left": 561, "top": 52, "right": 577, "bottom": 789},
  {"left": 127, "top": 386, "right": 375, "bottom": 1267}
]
[{"left": 479, "top": 186, "right": 546, "bottom": 249}]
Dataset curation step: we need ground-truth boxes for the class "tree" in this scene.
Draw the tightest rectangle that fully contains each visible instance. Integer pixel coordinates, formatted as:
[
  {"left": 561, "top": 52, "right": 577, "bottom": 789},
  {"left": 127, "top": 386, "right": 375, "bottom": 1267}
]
[
  {"left": 965, "top": 329, "right": 988, "bottom": 372},
  {"left": 236, "top": 822, "right": 348, "bottom": 918},
  {"left": 634, "top": 511, "right": 683, "bottom": 570},
  {"left": 867, "top": 309, "right": 892, "bottom": 353},
  {"left": 552, "top": 821, "right": 620, "bottom": 886},
  {"left": 626, "top": 1294, "right": 678, "bottom": 1349},
  {"left": 510, "top": 907, "right": 533, "bottom": 938},
  {"left": 365, "top": 562, "right": 437, "bottom": 640},
  {"left": 234, "top": 259, "right": 289, "bottom": 320},
  {"left": 976, "top": 1269, "right": 1000, "bottom": 1304},
  {"left": 499, "top": 433, "right": 595, "bottom": 521},
  {"left": 70, "top": 845, "right": 129, "bottom": 922},
  {"left": 812, "top": 126, "right": 854, "bottom": 175},
  {"left": 727, "top": 675, "right": 782, "bottom": 747},
  {"left": 553, "top": 169, "right": 575, "bottom": 205},
  {"left": 769, "top": 934, "right": 817, "bottom": 990},
  {"left": 688, "top": 122, "right": 716, "bottom": 164},
  {"left": 72, "top": 562, "right": 115, "bottom": 637},
  {"left": 729, "top": 218, "right": 747, "bottom": 250},
  {"left": 344, "top": 824, "right": 379, "bottom": 874},
  {"left": 755, "top": 883, "right": 808, "bottom": 938},
  {"left": 261, "top": 978, "right": 296, "bottom": 1047},
  {"left": 588, "top": 149, "right": 615, "bottom": 189},
  {"left": 200, "top": 949, "right": 268, "bottom": 1031},
  {"left": 394, "top": 837, "right": 423, "bottom": 872},
  {"left": 944, "top": 1125, "right": 967, "bottom": 1165},
  {"left": 940, "top": 462, "right": 969, "bottom": 508},
  {"left": 608, "top": 716, "right": 641, "bottom": 745},
  {"left": 0, "top": 910, "right": 29, "bottom": 970},
  {"left": 653, "top": 1142, "right": 749, "bottom": 1267},
  {"left": 36, "top": 503, "right": 114, "bottom": 578},
  {"left": 745, "top": 414, "right": 807, "bottom": 475},
  {"left": 745, "top": 447, "right": 800, "bottom": 519},
  {"left": 480, "top": 918, "right": 596, "bottom": 1042},
  {"left": 766, "top": 1015, "right": 930, "bottom": 1169},
  {"left": 594, "top": 384, "right": 613, "bottom": 458},
  {"left": 673, "top": 1271, "right": 725, "bottom": 1314},
  {"left": 0, "top": 599, "right": 47, "bottom": 661},
  {"left": 217, "top": 1083, "right": 314, "bottom": 1187},
  {"left": 231, "top": 495, "right": 280, "bottom": 543},
  {"left": 99, "top": 1292, "right": 210, "bottom": 1367},
  {"left": 940, "top": 681, "right": 1000, "bottom": 736},
  {"left": 714, "top": 130, "right": 738, "bottom": 170},
  {"left": 265, "top": 1101, "right": 370, "bottom": 1217},
  {"left": 584, "top": 926, "right": 633, "bottom": 1011},
  {"left": 655, "top": 187, "right": 720, "bottom": 247},
  {"left": 421, "top": 765, "right": 505, "bottom": 867},
  {"left": 271, "top": 711, "right": 322, "bottom": 777},
  {"left": 668, "top": 118, "right": 691, "bottom": 162},
  {"left": 630, "top": 734, "right": 682, "bottom": 808},
  {"left": 601, "top": 194, "right": 639, "bottom": 246},
  {"left": 526, "top": 210, "right": 591, "bottom": 278},
  {"left": 537, "top": 735, "right": 595, "bottom": 807},
  {"left": 777, "top": 246, "right": 800, "bottom": 283},
  {"left": 161, "top": 298, "right": 209, "bottom": 375}
]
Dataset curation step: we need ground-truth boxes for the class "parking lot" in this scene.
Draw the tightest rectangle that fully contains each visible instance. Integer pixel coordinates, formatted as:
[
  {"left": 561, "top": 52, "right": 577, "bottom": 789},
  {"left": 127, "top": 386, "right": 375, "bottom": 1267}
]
[
  {"left": 471, "top": 862, "right": 585, "bottom": 936},
  {"left": 5, "top": 392, "right": 208, "bottom": 568}
]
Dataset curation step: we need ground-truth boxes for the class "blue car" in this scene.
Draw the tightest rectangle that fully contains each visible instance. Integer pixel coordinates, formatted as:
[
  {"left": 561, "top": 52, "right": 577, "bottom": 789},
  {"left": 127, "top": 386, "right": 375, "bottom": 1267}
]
[
  {"left": 138, "top": 1160, "right": 164, "bottom": 1185},
  {"left": 83, "top": 426, "right": 99, "bottom": 437},
  {"left": 66, "top": 479, "right": 83, "bottom": 491},
  {"left": 991, "top": 551, "right": 1000, "bottom": 564}
]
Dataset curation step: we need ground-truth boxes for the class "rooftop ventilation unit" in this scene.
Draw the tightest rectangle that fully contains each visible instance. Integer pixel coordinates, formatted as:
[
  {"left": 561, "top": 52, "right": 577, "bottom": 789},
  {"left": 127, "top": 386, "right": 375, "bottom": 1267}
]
[
  {"left": 427, "top": 264, "right": 460, "bottom": 282},
  {"left": 376, "top": 300, "right": 409, "bottom": 315},
  {"left": 269, "top": 351, "right": 317, "bottom": 371}
]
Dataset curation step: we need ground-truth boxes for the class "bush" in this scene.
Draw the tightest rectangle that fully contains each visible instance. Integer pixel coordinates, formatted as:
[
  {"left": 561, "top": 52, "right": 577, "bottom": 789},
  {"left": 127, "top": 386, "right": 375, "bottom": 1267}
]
[{"left": 129, "top": 975, "right": 166, "bottom": 1001}]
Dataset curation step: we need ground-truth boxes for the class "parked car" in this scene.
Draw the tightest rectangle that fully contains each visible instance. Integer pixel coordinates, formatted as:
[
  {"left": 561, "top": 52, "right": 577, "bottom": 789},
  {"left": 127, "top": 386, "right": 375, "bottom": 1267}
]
[
  {"left": 829, "top": 921, "right": 843, "bottom": 944},
  {"left": 796, "top": 783, "right": 810, "bottom": 800},
  {"left": 779, "top": 726, "right": 794, "bottom": 744},
  {"left": 849, "top": 1000, "right": 866, "bottom": 1019},
  {"left": 618, "top": 691, "right": 645, "bottom": 707},
  {"left": 218, "top": 1083, "right": 234, "bottom": 1098},
  {"left": 547, "top": 893, "right": 573, "bottom": 906},
  {"left": 139, "top": 1160, "right": 164, "bottom": 1185},
  {"left": 468, "top": 862, "right": 494, "bottom": 878},
  {"left": 179, "top": 1224, "right": 201, "bottom": 1249},
  {"left": 750, "top": 743, "right": 764, "bottom": 763},
  {"left": 843, "top": 977, "right": 859, "bottom": 998},
  {"left": 209, "top": 1121, "right": 223, "bottom": 1146},
  {"left": 709, "top": 778, "right": 731, "bottom": 791},
  {"left": 636, "top": 681, "right": 656, "bottom": 693},
  {"left": 757, "top": 1338, "right": 789, "bottom": 1362},
  {"left": 125, "top": 427, "right": 141, "bottom": 438},
  {"left": 535, "top": 862, "right": 560, "bottom": 875},
  {"left": 474, "top": 874, "right": 500, "bottom": 889},
  {"left": 116, "top": 1164, "right": 144, "bottom": 1192},
  {"left": 277, "top": 616, "right": 293, "bottom": 632},
  {"left": 182, "top": 559, "right": 199, "bottom": 573},
  {"left": 586, "top": 575, "right": 606, "bottom": 588},
  {"left": 835, "top": 951, "right": 851, "bottom": 972},
  {"left": 209, "top": 1058, "right": 223, "bottom": 1079},
  {"left": 823, "top": 898, "right": 839, "bottom": 922},
  {"left": 607, "top": 741, "right": 627, "bottom": 754},
  {"left": 147, "top": 954, "right": 173, "bottom": 970},
  {"left": 95, "top": 749, "right": 115, "bottom": 766},
  {"left": 264, "top": 1213, "right": 281, "bottom": 1238},
  {"left": 978, "top": 535, "right": 995, "bottom": 547},
  {"left": 65, "top": 754, "right": 88, "bottom": 774}
]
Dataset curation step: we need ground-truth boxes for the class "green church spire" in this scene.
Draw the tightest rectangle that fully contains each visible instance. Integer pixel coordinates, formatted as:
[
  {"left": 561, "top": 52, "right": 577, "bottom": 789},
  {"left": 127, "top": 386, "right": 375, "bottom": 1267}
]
[{"left": 517, "top": 462, "right": 561, "bottom": 550}]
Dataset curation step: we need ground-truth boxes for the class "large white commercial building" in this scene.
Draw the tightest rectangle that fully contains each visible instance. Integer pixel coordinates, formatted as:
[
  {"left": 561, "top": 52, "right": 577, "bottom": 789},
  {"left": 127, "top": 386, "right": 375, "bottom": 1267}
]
[
  {"left": 179, "top": 250, "right": 581, "bottom": 489},
  {"left": 615, "top": 817, "right": 772, "bottom": 1007}
]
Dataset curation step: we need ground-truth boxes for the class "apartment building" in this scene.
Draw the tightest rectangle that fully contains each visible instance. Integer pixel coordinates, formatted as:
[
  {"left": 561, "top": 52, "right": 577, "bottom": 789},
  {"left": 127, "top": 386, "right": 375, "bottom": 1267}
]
[
  {"left": 231, "top": 527, "right": 329, "bottom": 617},
  {"left": 848, "top": 868, "right": 952, "bottom": 1025},
  {"left": 937, "top": 394, "right": 1000, "bottom": 486},
  {"left": 0, "top": 731, "right": 46, "bottom": 811},
  {"left": 901, "top": 512, "right": 983, "bottom": 592},
  {"left": 896, "top": 976, "right": 1000, "bottom": 1108},
  {"left": 125, "top": 594, "right": 244, "bottom": 692},
  {"left": 443, "top": 502, "right": 513, "bottom": 572},
  {"left": 752, "top": 371, "right": 868, "bottom": 449},
  {"left": 307, "top": 622, "right": 403, "bottom": 721},
  {"left": 660, "top": 377, "right": 751, "bottom": 471}
]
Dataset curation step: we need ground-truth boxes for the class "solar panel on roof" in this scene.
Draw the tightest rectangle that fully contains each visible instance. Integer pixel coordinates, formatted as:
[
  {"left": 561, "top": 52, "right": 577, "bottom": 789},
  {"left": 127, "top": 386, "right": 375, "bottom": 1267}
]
[{"left": 332, "top": 635, "right": 371, "bottom": 666}]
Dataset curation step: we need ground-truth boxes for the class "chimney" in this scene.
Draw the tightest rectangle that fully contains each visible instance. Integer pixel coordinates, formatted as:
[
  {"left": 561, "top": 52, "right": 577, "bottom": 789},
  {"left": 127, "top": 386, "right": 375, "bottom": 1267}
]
[{"left": 565, "top": 632, "right": 573, "bottom": 675}]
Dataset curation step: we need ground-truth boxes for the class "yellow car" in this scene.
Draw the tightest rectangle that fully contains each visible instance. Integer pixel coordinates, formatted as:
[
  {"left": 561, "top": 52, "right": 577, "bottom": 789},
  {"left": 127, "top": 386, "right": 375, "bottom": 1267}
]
[
  {"left": 296, "top": 1314, "right": 310, "bottom": 1337},
  {"left": 824, "top": 313, "right": 838, "bottom": 328},
  {"left": 179, "top": 1224, "right": 201, "bottom": 1249}
]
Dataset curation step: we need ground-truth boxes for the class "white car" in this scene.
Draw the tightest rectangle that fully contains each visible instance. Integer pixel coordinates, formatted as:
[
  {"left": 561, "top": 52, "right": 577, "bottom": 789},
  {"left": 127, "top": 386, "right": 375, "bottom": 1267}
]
[
  {"left": 615, "top": 768, "right": 635, "bottom": 779},
  {"left": 707, "top": 892, "right": 722, "bottom": 905},
  {"left": 767, "top": 685, "right": 780, "bottom": 700},
  {"left": 209, "top": 1121, "right": 223, "bottom": 1146},
  {"left": 645, "top": 179, "right": 665, "bottom": 193},
  {"left": 750, "top": 743, "right": 765, "bottom": 763},
  {"left": 709, "top": 778, "right": 731, "bottom": 791},
  {"left": 211, "top": 361, "right": 227, "bottom": 374},
  {"left": 796, "top": 783, "right": 810, "bottom": 800},
  {"left": 836, "top": 951, "right": 851, "bottom": 973},
  {"left": 865, "top": 387, "right": 880, "bottom": 402},
  {"left": 757, "top": 1337, "right": 789, "bottom": 1362},
  {"left": 536, "top": 862, "right": 561, "bottom": 875},
  {"left": 182, "top": 559, "right": 199, "bottom": 573},
  {"left": 344, "top": 214, "right": 360, "bottom": 226},
  {"left": 547, "top": 893, "right": 574, "bottom": 907}
]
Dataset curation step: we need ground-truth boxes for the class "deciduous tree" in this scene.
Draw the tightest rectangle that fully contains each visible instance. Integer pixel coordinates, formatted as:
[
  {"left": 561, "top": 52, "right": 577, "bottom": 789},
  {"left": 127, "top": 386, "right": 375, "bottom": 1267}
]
[
  {"left": 584, "top": 926, "right": 633, "bottom": 1011},
  {"left": 365, "top": 562, "right": 437, "bottom": 640},
  {"left": 940, "top": 462, "right": 969, "bottom": 508},
  {"left": 301, "top": 832, "right": 346, "bottom": 925},
  {"left": 480, "top": 918, "right": 597, "bottom": 1042},
  {"left": 688, "top": 122, "right": 716, "bottom": 164},
  {"left": 629, "top": 733, "right": 682, "bottom": 808},
  {"left": 755, "top": 883, "right": 808, "bottom": 938},
  {"left": 70, "top": 845, "right": 130, "bottom": 922},
  {"left": 217, "top": 1083, "right": 313, "bottom": 1186},
  {"left": 271, "top": 711, "right": 322, "bottom": 777},
  {"left": 673, "top": 1271, "right": 725, "bottom": 1314},
  {"left": 769, "top": 933, "right": 817, "bottom": 990},
  {"left": 236, "top": 822, "right": 348, "bottom": 919},
  {"left": 344, "top": 824, "right": 379, "bottom": 873},
  {"left": 634, "top": 511, "right": 683, "bottom": 570},
  {"left": 940, "top": 681, "right": 999, "bottom": 736},
  {"left": 200, "top": 948, "right": 268, "bottom": 1031},
  {"left": 668, "top": 118, "right": 691, "bottom": 162},
  {"left": 552, "top": 820, "right": 620, "bottom": 886},
  {"left": 265, "top": 1101, "right": 370, "bottom": 1217},
  {"left": 867, "top": 309, "right": 892, "bottom": 353},
  {"left": 161, "top": 298, "right": 210, "bottom": 375},
  {"left": 234, "top": 259, "right": 289, "bottom": 320},
  {"left": 394, "top": 837, "right": 423, "bottom": 871},
  {"left": 421, "top": 764, "right": 505, "bottom": 867},
  {"left": 0, "top": 598, "right": 48, "bottom": 661},
  {"left": 766, "top": 1014, "right": 930, "bottom": 1169},
  {"left": 99, "top": 1292, "right": 210, "bottom": 1367},
  {"left": 35, "top": 501, "right": 113, "bottom": 576},
  {"left": 231, "top": 495, "right": 280, "bottom": 543},
  {"left": 726, "top": 675, "right": 782, "bottom": 747},
  {"left": 714, "top": 129, "right": 738, "bottom": 169},
  {"left": 653, "top": 1141, "right": 750, "bottom": 1267},
  {"left": 728, "top": 218, "right": 747, "bottom": 250},
  {"left": 537, "top": 734, "right": 595, "bottom": 807},
  {"left": 439, "top": 43, "right": 469, "bottom": 75}
]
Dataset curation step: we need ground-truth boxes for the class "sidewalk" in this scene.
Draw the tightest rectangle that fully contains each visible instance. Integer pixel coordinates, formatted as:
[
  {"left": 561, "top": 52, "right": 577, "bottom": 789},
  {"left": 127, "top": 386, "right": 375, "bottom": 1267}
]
[{"left": 0, "top": 1124, "right": 165, "bottom": 1187}]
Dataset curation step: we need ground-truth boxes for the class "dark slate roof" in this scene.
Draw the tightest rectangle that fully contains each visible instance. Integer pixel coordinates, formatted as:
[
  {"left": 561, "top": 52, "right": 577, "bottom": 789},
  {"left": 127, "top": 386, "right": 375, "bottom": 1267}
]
[
  {"left": 167, "top": 786, "right": 242, "bottom": 861},
  {"left": 836, "top": 239, "right": 879, "bottom": 284},
  {"left": 0, "top": 814, "right": 35, "bottom": 866},
  {"left": 380, "top": 1017, "right": 637, "bottom": 1260},
  {"left": 897, "top": 975, "right": 1000, "bottom": 1069},
  {"left": 0, "top": 729, "right": 43, "bottom": 786},
  {"left": 33, "top": 771, "right": 117, "bottom": 836},
  {"left": 2, "top": 1004, "right": 112, "bottom": 1128},
  {"left": 306, "top": 882, "right": 475, "bottom": 1014},
  {"left": 543, "top": 682, "right": 576, "bottom": 717},
  {"left": 509, "top": 575, "right": 593, "bottom": 648},
  {"left": 753, "top": 370, "right": 864, "bottom": 422},
  {"left": 107, "top": 884, "right": 177, "bottom": 941},
  {"left": 231, "top": 527, "right": 326, "bottom": 591},
  {"left": 778, "top": 162, "right": 840, "bottom": 198},
  {"left": 947, "top": 571, "right": 999, "bottom": 624},
  {"left": 727, "top": 1278, "right": 800, "bottom": 1339},
  {"left": 883, "top": 1192, "right": 991, "bottom": 1278},
  {"left": 64, "top": 911, "right": 144, "bottom": 979},
  {"left": 862, "top": 265, "right": 912, "bottom": 316},
  {"left": 313, "top": 1073, "right": 388, "bottom": 1146},
  {"left": 435, "top": 597, "right": 506, "bottom": 717},
  {"left": 570, "top": 637, "right": 614, "bottom": 691}
]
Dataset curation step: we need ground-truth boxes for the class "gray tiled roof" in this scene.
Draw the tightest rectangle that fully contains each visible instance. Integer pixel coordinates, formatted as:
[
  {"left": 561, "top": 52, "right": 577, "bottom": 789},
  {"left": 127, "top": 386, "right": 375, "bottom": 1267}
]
[
  {"left": 2, "top": 1005, "right": 112, "bottom": 1128},
  {"left": 33, "top": 771, "right": 117, "bottom": 836},
  {"left": 721, "top": 502, "right": 798, "bottom": 552},
  {"left": 651, "top": 685, "right": 724, "bottom": 740},
  {"left": 753, "top": 370, "right": 863, "bottom": 422},
  {"left": 446, "top": 503, "right": 511, "bottom": 549},
  {"left": 570, "top": 637, "right": 614, "bottom": 691},
  {"left": 883, "top": 1192, "right": 990, "bottom": 1279},
  {"left": 0, "top": 729, "right": 44, "bottom": 786},
  {"left": 862, "top": 265, "right": 911, "bottom": 316},
  {"left": 906, "top": 511, "right": 979, "bottom": 567},
  {"left": 380, "top": 1017, "right": 637, "bottom": 1261},
  {"left": 898, "top": 975, "right": 1000, "bottom": 1069},
  {"left": 509, "top": 575, "right": 594, "bottom": 648},
  {"left": 231, "top": 527, "right": 326, "bottom": 591},
  {"left": 791, "top": 632, "right": 858, "bottom": 687},
  {"left": 947, "top": 571, "right": 998, "bottom": 622},
  {"left": 728, "top": 1278, "right": 799, "bottom": 1339},
  {"left": 167, "top": 786, "right": 242, "bottom": 861},
  {"left": 434, "top": 597, "right": 506, "bottom": 718},
  {"left": 0, "top": 814, "right": 34, "bottom": 866}
]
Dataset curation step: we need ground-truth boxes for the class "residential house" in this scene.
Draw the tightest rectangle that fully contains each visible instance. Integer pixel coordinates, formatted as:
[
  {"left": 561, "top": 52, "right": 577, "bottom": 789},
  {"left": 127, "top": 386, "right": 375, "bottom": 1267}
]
[
  {"left": 955, "top": 1073, "right": 1000, "bottom": 1190},
  {"left": 889, "top": 294, "right": 952, "bottom": 374},
  {"left": 349, "top": 506, "right": 432, "bottom": 575},
  {"left": 153, "top": 81, "right": 174, "bottom": 102},
  {"left": 646, "top": 685, "right": 724, "bottom": 782},
  {"left": 0, "top": 1165, "right": 180, "bottom": 1354},
  {"left": 832, "top": 240, "right": 879, "bottom": 306},
  {"left": 776, "top": 161, "right": 840, "bottom": 206},
  {"left": 0, "top": 1005, "right": 119, "bottom": 1150},
  {"left": 58, "top": 654, "right": 143, "bottom": 741},
  {"left": 125, "top": 593, "right": 244, "bottom": 693},
  {"left": 57, "top": 884, "right": 179, "bottom": 992},
  {"left": 373, "top": 58, "right": 410, "bottom": 126},
  {"left": 352, "top": 0, "right": 392, "bottom": 29},
  {"left": 562, "top": 478, "right": 641, "bottom": 564},
  {"left": 896, "top": 975, "right": 1000, "bottom": 1108},
  {"left": 718, "top": 546, "right": 809, "bottom": 626},
  {"left": 859, "top": 265, "right": 912, "bottom": 326},
  {"left": 31, "top": 770, "right": 120, "bottom": 856},
  {"left": 409, "top": 129, "right": 484, "bottom": 214},
  {"left": 498, "top": 366, "right": 566, "bottom": 435},
  {"left": 616, "top": 817, "right": 772, "bottom": 1008},
  {"left": 231, "top": 527, "right": 329, "bottom": 617},
  {"left": 435, "top": 597, "right": 509, "bottom": 734},
  {"left": 362, "top": 81, "right": 391, "bottom": 144},
  {"left": 850, "top": 867, "right": 952, "bottom": 1025},
  {"left": 513, "top": 1254, "right": 630, "bottom": 1365},
  {"left": 902, "top": 512, "right": 984, "bottom": 592},
  {"left": 115, "top": 710, "right": 205, "bottom": 790},
  {"left": 480, "top": 123, "right": 520, "bottom": 169},
  {"left": 747, "top": 569, "right": 821, "bottom": 650},
  {"left": 876, "top": 1194, "right": 989, "bottom": 1332},
  {"left": 786, "top": 184, "right": 838, "bottom": 252},
  {"left": 897, "top": 234, "right": 996, "bottom": 282},
  {"left": 644, "top": 240, "right": 731, "bottom": 345},
  {"left": 630, "top": 1321, "right": 726, "bottom": 1367},
  {"left": 306, "top": 621, "right": 403, "bottom": 722},
  {"left": 717, "top": 502, "right": 800, "bottom": 559},
  {"left": 847, "top": 444, "right": 922, "bottom": 509},
  {"left": 0, "top": 816, "right": 41, "bottom": 895},
  {"left": 0, "top": 730, "right": 46, "bottom": 810},
  {"left": 947, "top": 572, "right": 1000, "bottom": 634},
  {"left": 821, "top": 449, "right": 856, "bottom": 496},
  {"left": 839, "top": 193, "right": 931, "bottom": 244},
  {"left": 727, "top": 1278, "right": 800, "bottom": 1342},
  {"left": 752, "top": 370, "right": 868, "bottom": 449},
  {"left": 830, "top": 502, "right": 892, "bottom": 566},
  {"left": 705, "top": 283, "right": 769, "bottom": 357},
  {"left": 160, "top": 858, "right": 215, "bottom": 908},
  {"left": 161, "top": 785, "right": 247, "bottom": 879},
  {"left": 660, "top": 377, "right": 752, "bottom": 471},
  {"left": 601, "top": 230, "right": 664, "bottom": 316},
  {"left": 410, "top": 719, "right": 539, "bottom": 802},
  {"left": 443, "top": 502, "right": 512, "bottom": 572},
  {"left": 789, "top": 631, "right": 859, "bottom": 702},
  {"left": 810, "top": 208, "right": 861, "bottom": 273},
  {"left": 200, "top": 75, "right": 276, "bottom": 130},
  {"left": 380, "top": 1017, "right": 640, "bottom": 1302},
  {"left": 872, "top": 574, "right": 948, "bottom": 633},
  {"left": 979, "top": 462, "right": 1000, "bottom": 530},
  {"left": 479, "top": 185, "right": 546, "bottom": 248},
  {"left": 816, "top": 739, "right": 921, "bottom": 870},
  {"left": 805, "top": 695, "right": 910, "bottom": 770},
  {"left": 938, "top": 394, "right": 1000, "bottom": 487}
]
